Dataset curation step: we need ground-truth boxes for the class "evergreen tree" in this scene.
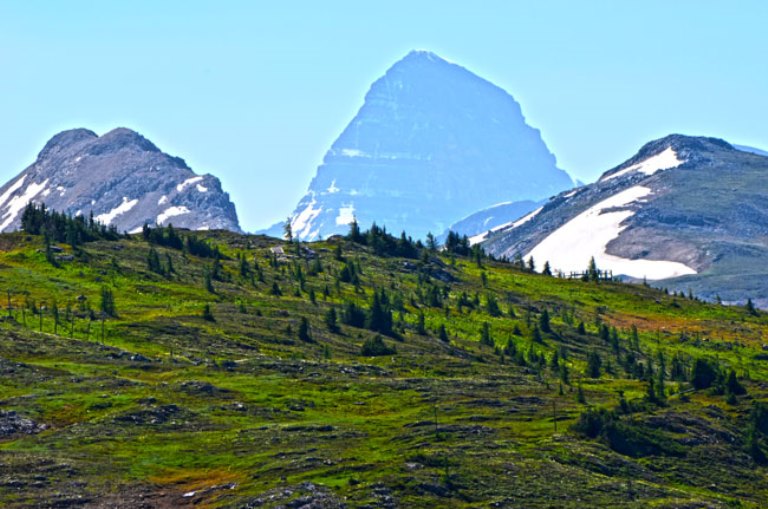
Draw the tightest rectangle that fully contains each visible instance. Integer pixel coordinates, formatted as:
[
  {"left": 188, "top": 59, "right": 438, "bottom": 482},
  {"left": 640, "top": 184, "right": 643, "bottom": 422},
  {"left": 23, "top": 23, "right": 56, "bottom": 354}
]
[
  {"left": 283, "top": 217, "right": 293, "bottom": 242},
  {"left": 361, "top": 335, "right": 396, "bottom": 356},
  {"left": 480, "top": 322, "right": 493, "bottom": 347},
  {"left": 549, "top": 349, "right": 560, "bottom": 371},
  {"left": 691, "top": 358, "right": 718, "bottom": 389},
  {"left": 726, "top": 369, "right": 746, "bottom": 396},
  {"left": 347, "top": 218, "right": 363, "bottom": 243},
  {"left": 586, "top": 351, "right": 602, "bottom": 378},
  {"left": 531, "top": 324, "right": 543, "bottom": 343},
  {"left": 670, "top": 353, "right": 686, "bottom": 381},
  {"left": 324, "top": 307, "right": 339, "bottom": 333},
  {"left": 298, "top": 317, "right": 312, "bottom": 342},
  {"left": 609, "top": 327, "right": 620, "bottom": 353},
  {"left": 99, "top": 286, "right": 116, "bottom": 317},
  {"left": 367, "top": 291, "right": 393, "bottom": 335},
  {"left": 416, "top": 311, "right": 426, "bottom": 335},
  {"left": 341, "top": 301, "right": 366, "bottom": 328},
  {"left": 44, "top": 233, "right": 59, "bottom": 267},
  {"left": 425, "top": 232, "right": 437, "bottom": 251},
  {"left": 577, "top": 382, "right": 587, "bottom": 404},
  {"left": 587, "top": 256, "right": 599, "bottom": 282},
  {"left": 147, "top": 247, "right": 163, "bottom": 275},
  {"left": 539, "top": 309, "right": 551, "bottom": 333},
  {"left": 438, "top": 323, "right": 449, "bottom": 343},
  {"left": 202, "top": 303, "right": 215, "bottom": 322},
  {"left": 644, "top": 376, "right": 658, "bottom": 404},
  {"left": 504, "top": 337, "right": 517, "bottom": 357},
  {"left": 485, "top": 293, "right": 501, "bottom": 317},
  {"left": 51, "top": 301, "right": 60, "bottom": 335},
  {"left": 542, "top": 261, "right": 552, "bottom": 276}
]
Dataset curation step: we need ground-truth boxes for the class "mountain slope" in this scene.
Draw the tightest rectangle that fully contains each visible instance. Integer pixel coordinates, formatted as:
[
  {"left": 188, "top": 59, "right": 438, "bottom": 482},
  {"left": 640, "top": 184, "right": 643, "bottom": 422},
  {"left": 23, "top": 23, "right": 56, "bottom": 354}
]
[
  {"left": 482, "top": 134, "right": 768, "bottom": 303},
  {"left": 0, "top": 226, "right": 768, "bottom": 507},
  {"left": 275, "top": 50, "right": 573, "bottom": 241},
  {"left": 0, "top": 128, "right": 241, "bottom": 233},
  {"left": 442, "top": 198, "right": 543, "bottom": 242}
]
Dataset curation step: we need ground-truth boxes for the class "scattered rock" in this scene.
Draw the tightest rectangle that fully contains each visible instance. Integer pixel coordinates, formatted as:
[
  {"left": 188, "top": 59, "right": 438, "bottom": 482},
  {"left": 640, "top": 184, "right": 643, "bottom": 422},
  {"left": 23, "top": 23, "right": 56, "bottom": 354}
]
[{"left": 0, "top": 410, "right": 46, "bottom": 438}]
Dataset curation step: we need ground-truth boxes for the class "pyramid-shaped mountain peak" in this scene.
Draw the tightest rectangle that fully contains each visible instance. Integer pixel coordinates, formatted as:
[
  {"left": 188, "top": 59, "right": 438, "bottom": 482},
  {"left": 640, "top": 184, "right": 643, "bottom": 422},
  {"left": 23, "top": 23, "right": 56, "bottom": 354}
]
[{"left": 274, "top": 53, "right": 574, "bottom": 241}]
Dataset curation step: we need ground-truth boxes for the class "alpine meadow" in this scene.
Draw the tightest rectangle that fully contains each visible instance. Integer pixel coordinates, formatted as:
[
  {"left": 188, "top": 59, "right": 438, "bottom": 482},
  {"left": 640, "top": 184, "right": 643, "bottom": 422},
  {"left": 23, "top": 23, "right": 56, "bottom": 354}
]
[{"left": 2, "top": 2, "right": 768, "bottom": 507}]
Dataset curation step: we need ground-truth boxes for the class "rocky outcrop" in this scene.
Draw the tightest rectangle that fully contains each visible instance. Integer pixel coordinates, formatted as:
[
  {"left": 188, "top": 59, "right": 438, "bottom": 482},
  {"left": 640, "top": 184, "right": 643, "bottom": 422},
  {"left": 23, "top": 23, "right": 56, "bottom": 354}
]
[{"left": 0, "top": 127, "right": 240, "bottom": 233}]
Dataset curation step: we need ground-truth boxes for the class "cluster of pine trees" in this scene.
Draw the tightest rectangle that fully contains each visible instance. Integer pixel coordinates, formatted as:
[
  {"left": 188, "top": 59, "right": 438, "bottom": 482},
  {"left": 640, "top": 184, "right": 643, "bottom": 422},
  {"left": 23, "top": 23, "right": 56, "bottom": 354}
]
[
  {"left": 346, "top": 220, "right": 421, "bottom": 258},
  {"left": 141, "top": 224, "right": 223, "bottom": 259},
  {"left": 20, "top": 203, "right": 121, "bottom": 246}
]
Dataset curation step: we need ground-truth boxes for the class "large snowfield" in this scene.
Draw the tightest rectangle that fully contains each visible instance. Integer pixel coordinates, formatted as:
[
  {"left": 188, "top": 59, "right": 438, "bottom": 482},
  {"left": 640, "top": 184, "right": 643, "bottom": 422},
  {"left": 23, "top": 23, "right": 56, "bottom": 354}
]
[{"left": 525, "top": 185, "right": 697, "bottom": 280}]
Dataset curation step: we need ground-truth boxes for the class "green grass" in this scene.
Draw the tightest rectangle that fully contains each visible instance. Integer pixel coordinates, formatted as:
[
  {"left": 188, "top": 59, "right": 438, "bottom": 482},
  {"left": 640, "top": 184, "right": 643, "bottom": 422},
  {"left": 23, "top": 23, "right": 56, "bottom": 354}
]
[{"left": 0, "top": 230, "right": 766, "bottom": 507}]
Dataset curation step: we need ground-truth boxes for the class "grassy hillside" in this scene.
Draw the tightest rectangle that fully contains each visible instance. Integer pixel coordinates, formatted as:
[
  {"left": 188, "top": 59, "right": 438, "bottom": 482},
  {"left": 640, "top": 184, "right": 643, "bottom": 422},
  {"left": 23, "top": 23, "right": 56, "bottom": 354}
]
[{"left": 0, "top": 227, "right": 767, "bottom": 507}]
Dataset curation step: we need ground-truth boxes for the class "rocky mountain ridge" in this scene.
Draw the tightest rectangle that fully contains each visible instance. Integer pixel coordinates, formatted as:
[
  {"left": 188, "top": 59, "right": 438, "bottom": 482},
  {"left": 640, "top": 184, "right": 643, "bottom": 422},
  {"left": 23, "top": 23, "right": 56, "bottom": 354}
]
[
  {"left": 0, "top": 128, "right": 240, "bottom": 234},
  {"left": 481, "top": 134, "right": 768, "bottom": 305}
]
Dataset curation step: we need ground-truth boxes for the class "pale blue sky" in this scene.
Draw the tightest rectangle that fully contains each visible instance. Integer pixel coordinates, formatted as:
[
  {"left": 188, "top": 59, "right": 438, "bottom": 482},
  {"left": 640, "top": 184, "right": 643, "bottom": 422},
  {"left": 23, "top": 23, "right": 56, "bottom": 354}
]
[{"left": 1, "top": 1, "right": 766, "bottom": 231}]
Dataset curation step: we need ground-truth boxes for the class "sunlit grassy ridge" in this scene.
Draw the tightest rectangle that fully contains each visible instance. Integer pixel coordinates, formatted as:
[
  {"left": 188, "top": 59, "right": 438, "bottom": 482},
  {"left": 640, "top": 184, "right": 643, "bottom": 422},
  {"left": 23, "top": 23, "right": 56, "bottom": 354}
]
[{"left": 0, "top": 229, "right": 766, "bottom": 508}]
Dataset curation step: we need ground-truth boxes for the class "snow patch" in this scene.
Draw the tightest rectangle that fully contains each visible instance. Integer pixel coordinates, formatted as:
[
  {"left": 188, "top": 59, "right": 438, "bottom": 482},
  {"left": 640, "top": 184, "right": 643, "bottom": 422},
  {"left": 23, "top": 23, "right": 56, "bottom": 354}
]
[
  {"left": 601, "top": 147, "right": 683, "bottom": 182},
  {"left": 524, "top": 186, "right": 696, "bottom": 280},
  {"left": 0, "top": 179, "right": 49, "bottom": 231},
  {"left": 0, "top": 176, "right": 27, "bottom": 210},
  {"left": 291, "top": 198, "right": 323, "bottom": 239},
  {"left": 335, "top": 204, "right": 356, "bottom": 226},
  {"left": 157, "top": 206, "right": 191, "bottom": 225},
  {"left": 196, "top": 183, "right": 208, "bottom": 192},
  {"left": 95, "top": 197, "right": 138, "bottom": 225},
  {"left": 469, "top": 207, "right": 543, "bottom": 245},
  {"left": 176, "top": 176, "right": 204, "bottom": 192},
  {"left": 128, "top": 226, "right": 143, "bottom": 234},
  {"left": 510, "top": 206, "right": 544, "bottom": 229},
  {"left": 327, "top": 179, "right": 340, "bottom": 194},
  {"left": 158, "top": 195, "right": 168, "bottom": 206},
  {"left": 340, "top": 148, "right": 366, "bottom": 158}
]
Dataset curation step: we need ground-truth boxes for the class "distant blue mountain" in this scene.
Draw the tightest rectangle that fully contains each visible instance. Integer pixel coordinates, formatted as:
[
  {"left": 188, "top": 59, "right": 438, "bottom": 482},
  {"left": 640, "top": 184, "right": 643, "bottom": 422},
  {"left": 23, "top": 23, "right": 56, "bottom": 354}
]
[
  {"left": 441, "top": 199, "right": 543, "bottom": 242},
  {"left": 734, "top": 144, "right": 768, "bottom": 157},
  {"left": 269, "top": 50, "right": 573, "bottom": 241}
]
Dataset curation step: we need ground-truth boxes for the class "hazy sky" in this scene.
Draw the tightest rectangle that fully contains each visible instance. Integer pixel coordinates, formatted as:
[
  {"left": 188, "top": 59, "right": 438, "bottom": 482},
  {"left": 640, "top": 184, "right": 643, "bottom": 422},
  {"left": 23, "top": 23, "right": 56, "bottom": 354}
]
[{"left": 1, "top": 1, "right": 766, "bottom": 231}]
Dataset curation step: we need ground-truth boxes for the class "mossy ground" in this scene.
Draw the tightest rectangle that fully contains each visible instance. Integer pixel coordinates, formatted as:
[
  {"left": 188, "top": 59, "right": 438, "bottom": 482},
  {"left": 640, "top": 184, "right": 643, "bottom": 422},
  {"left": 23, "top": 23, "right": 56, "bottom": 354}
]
[{"left": 0, "top": 230, "right": 766, "bottom": 507}]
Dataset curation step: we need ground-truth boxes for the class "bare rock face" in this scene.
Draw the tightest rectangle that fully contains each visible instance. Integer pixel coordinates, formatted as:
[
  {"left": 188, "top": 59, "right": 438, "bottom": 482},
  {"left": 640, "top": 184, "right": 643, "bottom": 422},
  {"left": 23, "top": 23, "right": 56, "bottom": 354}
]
[
  {"left": 0, "top": 127, "right": 240, "bottom": 233},
  {"left": 482, "top": 134, "right": 768, "bottom": 305},
  {"left": 273, "top": 50, "right": 573, "bottom": 241}
]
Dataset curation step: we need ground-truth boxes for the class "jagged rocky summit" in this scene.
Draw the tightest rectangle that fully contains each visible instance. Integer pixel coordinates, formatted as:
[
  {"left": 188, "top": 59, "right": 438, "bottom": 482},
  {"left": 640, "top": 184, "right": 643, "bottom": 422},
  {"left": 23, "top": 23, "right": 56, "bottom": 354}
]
[
  {"left": 0, "top": 128, "right": 241, "bottom": 234},
  {"left": 272, "top": 50, "right": 573, "bottom": 241}
]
